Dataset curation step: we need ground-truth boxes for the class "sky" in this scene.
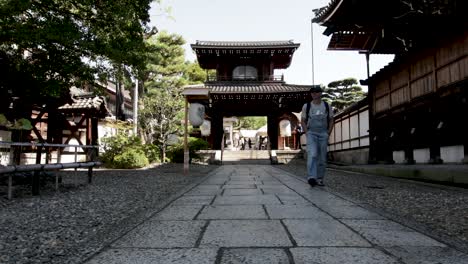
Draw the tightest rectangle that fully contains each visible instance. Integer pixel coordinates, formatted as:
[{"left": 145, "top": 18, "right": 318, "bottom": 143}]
[{"left": 149, "top": 0, "right": 394, "bottom": 89}]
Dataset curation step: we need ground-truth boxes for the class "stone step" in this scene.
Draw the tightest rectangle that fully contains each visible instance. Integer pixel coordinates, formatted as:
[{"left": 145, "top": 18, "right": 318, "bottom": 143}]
[{"left": 222, "top": 150, "right": 270, "bottom": 161}]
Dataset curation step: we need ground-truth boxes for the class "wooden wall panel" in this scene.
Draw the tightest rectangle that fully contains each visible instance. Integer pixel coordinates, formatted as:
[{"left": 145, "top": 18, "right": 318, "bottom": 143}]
[
  {"left": 375, "top": 95, "right": 390, "bottom": 113},
  {"left": 437, "top": 65, "right": 451, "bottom": 87},
  {"left": 436, "top": 36, "right": 465, "bottom": 67},
  {"left": 410, "top": 75, "right": 434, "bottom": 98},
  {"left": 375, "top": 79, "right": 389, "bottom": 98},
  {"left": 411, "top": 55, "right": 433, "bottom": 79},
  {"left": 461, "top": 56, "right": 468, "bottom": 79},
  {"left": 390, "top": 87, "right": 409, "bottom": 107},
  {"left": 391, "top": 69, "right": 408, "bottom": 89}
]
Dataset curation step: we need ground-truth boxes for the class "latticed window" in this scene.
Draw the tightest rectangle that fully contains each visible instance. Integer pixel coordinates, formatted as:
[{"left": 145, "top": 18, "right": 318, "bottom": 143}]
[{"left": 232, "top": 66, "right": 257, "bottom": 80}]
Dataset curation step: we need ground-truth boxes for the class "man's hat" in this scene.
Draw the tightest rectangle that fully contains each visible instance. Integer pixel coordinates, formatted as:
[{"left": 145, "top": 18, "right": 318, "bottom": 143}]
[{"left": 309, "top": 86, "right": 323, "bottom": 93}]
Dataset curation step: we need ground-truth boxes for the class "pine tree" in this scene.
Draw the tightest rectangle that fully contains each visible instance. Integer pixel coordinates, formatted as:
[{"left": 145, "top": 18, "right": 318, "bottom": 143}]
[{"left": 324, "top": 78, "right": 366, "bottom": 112}]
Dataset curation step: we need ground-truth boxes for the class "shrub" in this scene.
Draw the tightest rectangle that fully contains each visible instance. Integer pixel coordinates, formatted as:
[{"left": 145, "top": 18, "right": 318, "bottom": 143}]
[
  {"left": 166, "top": 137, "right": 209, "bottom": 163},
  {"left": 112, "top": 148, "right": 149, "bottom": 169},
  {"left": 100, "top": 134, "right": 153, "bottom": 168},
  {"left": 142, "top": 144, "right": 160, "bottom": 163}
]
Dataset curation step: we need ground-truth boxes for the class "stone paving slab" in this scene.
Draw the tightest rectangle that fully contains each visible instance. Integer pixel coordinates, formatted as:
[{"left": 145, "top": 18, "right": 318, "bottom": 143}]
[
  {"left": 213, "top": 194, "right": 281, "bottom": 205},
  {"left": 172, "top": 195, "right": 215, "bottom": 205},
  {"left": 199, "top": 220, "right": 293, "bottom": 247},
  {"left": 318, "top": 205, "right": 386, "bottom": 219},
  {"left": 260, "top": 186, "right": 297, "bottom": 194},
  {"left": 223, "top": 184, "right": 257, "bottom": 189},
  {"left": 276, "top": 194, "right": 311, "bottom": 205},
  {"left": 265, "top": 205, "right": 333, "bottom": 220},
  {"left": 197, "top": 205, "right": 267, "bottom": 220},
  {"left": 151, "top": 205, "right": 203, "bottom": 220},
  {"left": 290, "top": 247, "right": 399, "bottom": 264},
  {"left": 283, "top": 219, "right": 372, "bottom": 247},
  {"left": 343, "top": 219, "right": 447, "bottom": 247},
  {"left": 202, "top": 179, "right": 228, "bottom": 185},
  {"left": 112, "top": 220, "right": 206, "bottom": 248},
  {"left": 219, "top": 248, "right": 290, "bottom": 264},
  {"left": 223, "top": 188, "right": 262, "bottom": 196},
  {"left": 86, "top": 248, "right": 218, "bottom": 264}
]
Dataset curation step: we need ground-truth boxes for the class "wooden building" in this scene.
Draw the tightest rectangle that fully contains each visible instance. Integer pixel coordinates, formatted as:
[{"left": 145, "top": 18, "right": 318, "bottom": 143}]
[
  {"left": 184, "top": 40, "right": 316, "bottom": 150},
  {"left": 314, "top": 0, "right": 468, "bottom": 164}
]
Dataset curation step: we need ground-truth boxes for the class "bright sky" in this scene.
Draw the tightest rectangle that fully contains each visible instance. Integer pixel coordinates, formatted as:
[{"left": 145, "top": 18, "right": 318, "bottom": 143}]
[{"left": 149, "top": 0, "right": 394, "bottom": 89}]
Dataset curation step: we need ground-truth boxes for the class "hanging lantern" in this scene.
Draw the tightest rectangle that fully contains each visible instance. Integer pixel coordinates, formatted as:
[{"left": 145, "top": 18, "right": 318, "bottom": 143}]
[
  {"left": 167, "top": 134, "right": 179, "bottom": 145},
  {"left": 188, "top": 103, "right": 205, "bottom": 127},
  {"left": 200, "top": 120, "right": 211, "bottom": 136},
  {"left": 279, "top": 119, "right": 291, "bottom": 137}
]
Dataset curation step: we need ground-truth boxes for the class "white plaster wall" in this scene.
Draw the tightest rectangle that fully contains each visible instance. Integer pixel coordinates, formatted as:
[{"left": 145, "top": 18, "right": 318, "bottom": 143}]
[
  {"left": 359, "top": 110, "right": 369, "bottom": 136},
  {"left": 342, "top": 119, "right": 350, "bottom": 141},
  {"left": 335, "top": 122, "right": 342, "bottom": 142},
  {"left": 441, "top": 145, "right": 464, "bottom": 163},
  {"left": 393, "top": 150, "right": 406, "bottom": 164},
  {"left": 350, "top": 115, "right": 359, "bottom": 139},
  {"left": 350, "top": 139, "right": 360, "bottom": 148},
  {"left": 414, "top": 148, "right": 430, "bottom": 163},
  {"left": 360, "top": 136, "right": 370, "bottom": 146}
]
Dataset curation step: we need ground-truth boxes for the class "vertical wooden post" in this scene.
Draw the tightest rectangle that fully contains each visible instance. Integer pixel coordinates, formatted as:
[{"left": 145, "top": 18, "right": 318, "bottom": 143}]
[
  {"left": 183, "top": 98, "right": 189, "bottom": 175},
  {"left": 32, "top": 145, "right": 42, "bottom": 195}
]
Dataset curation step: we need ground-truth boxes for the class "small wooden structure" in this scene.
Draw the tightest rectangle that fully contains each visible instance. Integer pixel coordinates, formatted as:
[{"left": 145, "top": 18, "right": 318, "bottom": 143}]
[
  {"left": 314, "top": 0, "right": 468, "bottom": 164},
  {"left": 1, "top": 91, "right": 109, "bottom": 196}
]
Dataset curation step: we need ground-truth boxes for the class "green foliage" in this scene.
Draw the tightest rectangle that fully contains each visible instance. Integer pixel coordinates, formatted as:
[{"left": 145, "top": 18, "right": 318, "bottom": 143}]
[
  {"left": 113, "top": 149, "right": 149, "bottom": 169},
  {"left": 235, "top": 116, "right": 267, "bottom": 130},
  {"left": 1, "top": 0, "right": 155, "bottom": 103},
  {"left": 142, "top": 144, "right": 161, "bottom": 163},
  {"left": 139, "top": 31, "right": 187, "bottom": 161},
  {"left": 183, "top": 62, "right": 215, "bottom": 84},
  {"left": 100, "top": 133, "right": 151, "bottom": 169},
  {"left": 325, "top": 78, "right": 366, "bottom": 112},
  {"left": 0, "top": 114, "right": 32, "bottom": 130},
  {"left": 166, "top": 137, "right": 209, "bottom": 163}
]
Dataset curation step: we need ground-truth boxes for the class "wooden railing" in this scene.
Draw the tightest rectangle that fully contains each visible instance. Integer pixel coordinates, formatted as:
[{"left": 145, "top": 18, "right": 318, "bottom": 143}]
[
  {"left": 207, "top": 75, "right": 284, "bottom": 82},
  {"left": 0, "top": 141, "right": 101, "bottom": 199}
]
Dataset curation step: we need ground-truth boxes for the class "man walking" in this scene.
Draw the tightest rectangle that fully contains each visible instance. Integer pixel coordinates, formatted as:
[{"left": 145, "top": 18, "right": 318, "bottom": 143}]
[{"left": 301, "top": 86, "right": 334, "bottom": 187}]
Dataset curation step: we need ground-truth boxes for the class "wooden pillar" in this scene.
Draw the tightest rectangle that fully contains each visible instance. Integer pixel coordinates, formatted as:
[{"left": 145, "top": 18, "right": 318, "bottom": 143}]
[
  {"left": 428, "top": 109, "right": 443, "bottom": 164},
  {"left": 211, "top": 113, "right": 224, "bottom": 150},
  {"left": 267, "top": 114, "right": 278, "bottom": 149},
  {"left": 183, "top": 98, "right": 189, "bottom": 175}
]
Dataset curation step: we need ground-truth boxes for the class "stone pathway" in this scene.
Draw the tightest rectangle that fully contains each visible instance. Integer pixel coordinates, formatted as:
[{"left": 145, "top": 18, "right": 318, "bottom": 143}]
[{"left": 84, "top": 165, "right": 468, "bottom": 264}]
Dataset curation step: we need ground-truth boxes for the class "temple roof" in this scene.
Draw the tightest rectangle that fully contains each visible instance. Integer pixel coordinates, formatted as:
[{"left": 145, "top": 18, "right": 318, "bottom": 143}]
[
  {"left": 192, "top": 40, "right": 299, "bottom": 49},
  {"left": 58, "top": 95, "right": 110, "bottom": 117},
  {"left": 313, "top": 0, "right": 467, "bottom": 54},
  {"left": 183, "top": 82, "right": 313, "bottom": 115},
  {"left": 191, "top": 40, "right": 300, "bottom": 69}
]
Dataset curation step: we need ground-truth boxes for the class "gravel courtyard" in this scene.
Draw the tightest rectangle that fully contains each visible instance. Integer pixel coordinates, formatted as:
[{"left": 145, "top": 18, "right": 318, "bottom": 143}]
[
  {"left": 0, "top": 164, "right": 217, "bottom": 264},
  {"left": 1, "top": 161, "right": 467, "bottom": 263}
]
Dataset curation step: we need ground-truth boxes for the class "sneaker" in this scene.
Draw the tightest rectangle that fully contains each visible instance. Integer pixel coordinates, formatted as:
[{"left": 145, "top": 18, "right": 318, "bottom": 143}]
[
  {"left": 317, "top": 179, "right": 325, "bottom": 186},
  {"left": 307, "top": 178, "right": 317, "bottom": 187}
]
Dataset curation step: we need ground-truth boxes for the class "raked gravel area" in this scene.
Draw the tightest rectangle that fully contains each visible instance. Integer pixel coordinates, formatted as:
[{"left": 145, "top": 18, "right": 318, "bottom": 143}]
[
  {"left": 278, "top": 160, "right": 468, "bottom": 255},
  {"left": 0, "top": 164, "right": 217, "bottom": 264}
]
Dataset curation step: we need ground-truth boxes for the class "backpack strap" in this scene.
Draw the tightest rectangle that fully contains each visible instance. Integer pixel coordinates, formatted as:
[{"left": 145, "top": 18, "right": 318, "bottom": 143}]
[
  {"left": 324, "top": 101, "right": 330, "bottom": 129},
  {"left": 306, "top": 101, "right": 330, "bottom": 128},
  {"left": 306, "top": 102, "right": 311, "bottom": 126}
]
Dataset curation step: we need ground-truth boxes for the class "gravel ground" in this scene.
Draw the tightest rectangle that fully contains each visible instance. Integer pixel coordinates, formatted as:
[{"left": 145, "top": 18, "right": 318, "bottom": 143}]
[
  {"left": 0, "top": 163, "right": 218, "bottom": 264},
  {"left": 278, "top": 160, "right": 468, "bottom": 255}
]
